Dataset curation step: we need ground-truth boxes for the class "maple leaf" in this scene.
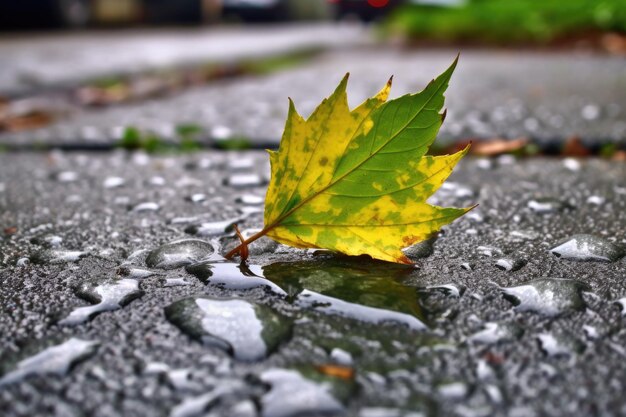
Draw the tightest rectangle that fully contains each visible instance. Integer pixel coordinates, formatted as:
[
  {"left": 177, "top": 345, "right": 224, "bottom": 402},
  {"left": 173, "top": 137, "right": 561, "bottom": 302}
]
[{"left": 226, "top": 57, "right": 472, "bottom": 264}]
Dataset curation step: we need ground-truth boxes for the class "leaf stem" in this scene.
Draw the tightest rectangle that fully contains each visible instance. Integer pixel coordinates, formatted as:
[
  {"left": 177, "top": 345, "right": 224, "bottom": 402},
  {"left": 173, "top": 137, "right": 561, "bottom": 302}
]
[{"left": 224, "top": 227, "right": 271, "bottom": 259}]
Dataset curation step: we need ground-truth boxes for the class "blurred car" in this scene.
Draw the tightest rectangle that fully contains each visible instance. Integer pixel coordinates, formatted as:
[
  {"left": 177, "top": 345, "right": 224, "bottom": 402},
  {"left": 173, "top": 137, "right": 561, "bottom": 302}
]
[
  {"left": 331, "top": 0, "right": 403, "bottom": 21},
  {"left": 222, "top": 0, "right": 332, "bottom": 22},
  {"left": 0, "top": 0, "right": 206, "bottom": 29},
  {"left": 0, "top": 0, "right": 93, "bottom": 28}
]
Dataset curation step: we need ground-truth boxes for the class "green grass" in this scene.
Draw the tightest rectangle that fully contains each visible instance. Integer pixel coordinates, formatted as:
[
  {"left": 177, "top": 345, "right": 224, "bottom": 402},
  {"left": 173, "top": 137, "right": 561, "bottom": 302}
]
[
  {"left": 118, "top": 125, "right": 203, "bottom": 153},
  {"left": 386, "top": 0, "right": 626, "bottom": 45},
  {"left": 242, "top": 48, "right": 323, "bottom": 75}
]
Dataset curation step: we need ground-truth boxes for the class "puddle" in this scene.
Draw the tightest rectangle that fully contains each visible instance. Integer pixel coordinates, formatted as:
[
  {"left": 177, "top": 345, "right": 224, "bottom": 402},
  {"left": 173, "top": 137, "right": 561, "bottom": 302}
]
[
  {"left": 263, "top": 258, "right": 427, "bottom": 330},
  {"left": 186, "top": 261, "right": 285, "bottom": 295},
  {"left": 0, "top": 338, "right": 98, "bottom": 386},
  {"left": 60, "top": 278, "right": 143, "bottom": 325},
  {"left": 164, "top": 297, "right": 292, "bottom": 361}
]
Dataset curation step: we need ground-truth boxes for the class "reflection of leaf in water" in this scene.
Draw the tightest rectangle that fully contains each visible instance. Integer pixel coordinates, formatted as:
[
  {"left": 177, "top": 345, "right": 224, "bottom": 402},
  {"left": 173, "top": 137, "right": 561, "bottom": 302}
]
[{"left": 262, "top": 257, "right": 425, "bottom": 321}]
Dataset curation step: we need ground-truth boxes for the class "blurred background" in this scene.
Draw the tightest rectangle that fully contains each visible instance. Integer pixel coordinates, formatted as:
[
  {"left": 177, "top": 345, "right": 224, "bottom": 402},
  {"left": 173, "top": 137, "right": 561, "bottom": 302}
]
[{"left": 1, "top": 0, "right": 625, "bottom": 156}]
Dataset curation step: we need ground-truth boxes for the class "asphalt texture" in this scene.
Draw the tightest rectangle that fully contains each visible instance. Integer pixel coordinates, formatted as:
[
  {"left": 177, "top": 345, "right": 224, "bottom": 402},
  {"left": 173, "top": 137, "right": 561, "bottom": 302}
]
[
  {"left": 2, "top": 49, "right": 625, "bottom": 148},
  {"left": 1, "top": 150, "right": 625, "bottom": 417}
]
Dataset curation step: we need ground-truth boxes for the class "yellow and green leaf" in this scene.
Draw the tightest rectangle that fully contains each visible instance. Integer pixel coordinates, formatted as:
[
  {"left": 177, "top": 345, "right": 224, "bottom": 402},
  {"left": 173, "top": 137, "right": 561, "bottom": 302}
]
[{"left": 227, "top": 57, "right": 472, "bottom": 264}]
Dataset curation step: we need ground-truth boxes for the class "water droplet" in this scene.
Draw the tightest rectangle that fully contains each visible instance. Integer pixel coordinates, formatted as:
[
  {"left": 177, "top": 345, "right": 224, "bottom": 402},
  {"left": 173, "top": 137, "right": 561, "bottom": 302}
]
[
  {"left": 166, "top": 368, "right": 200, "bottom": 391},
  {"left": 170, "top": 393, "right": 219, "bottom": 417},
  {"left": 586, "top": 195, "right": 605, "bottom": 205},
  {"left": 359, "top": 408, "right": 426, "bottom": 417},
  {"left": 164, "top": 297, "right": 292, "bottom": 361},
  {"left": 149, "top": 176, "right": 166, "bottom": 186},
  {"left": 30, "top": 234, "right": 63, "bottom": 248},
  {"left": 263, "top": 259, "right": 426, "bottom": 329},
  {"left": 228, "top": 400, "right": 257, "bottom": 417},
  {"left": 581, "top": 104, "right": 600, "bottom": 120},
  {"left": 562, "top": 158, "right": 581, "bottom": 172},
  {"left": 0, "top": 338, "right": 98, "bottom": 386},
  {"left": 466, "top": 211, "right": 486, "bottom": 223},
  {"left": 185, "top": 262, "right": 285, "bottom": 295},
  {"left": 144, "top": 362, "right": 170, "bottom": 375},
  {"left": 165, "top": 278, "right": 191, "bottom": 287},
  {"left": 523, "top": 117, "right": 539, "bottom": 131},
  {"left": 423, "top": 284, "right": 463, "bottom": 298},
  {"left": 238, "top": 206, "right": 263, "bottom": 216},
  {"left": 124, "top": 248, "right": 150, "bottom": 265},
  {"left": 60, "top": 279, "right": 143, "bottom": 325},
  {"left": 550, "top": 234, "right": 624, "bottom": 262},
  {"left": 468, "top": 322, "right": 523, "bottom": 345},
  {"left": 184, "top": 218, "right": 240, "bottom": 237},
  {"left": 170, "top": 380, "right": 250, "bottom": 417},
  {"left": 403, "top": 237, "right": 436, "bottom": 259},
  {"left": 145, "top": 239, "right": 217, "bottom": 269},
  {"left": 132, "top": 202, "right": 160, "bottom": 212},
  {"left": 228, "top": 158, "right": 255, "bottom": 170},
  {"left": 224, "top": 174, "right": 265, "bottom": 188},
  {"left": 537, "top": 332, "right": 584, "bottom": 358},
  {"left": 495, "top": 257, "right": 526, "bottom": 272},
  {"left": 211, "top": 125, "right": 232, "bottom": 140},
  {"left": 176, "top": 177, "right": 203, "bottom": 188},
  {"left": 16, "top": 257, "right": 30, "bottom": 267},
  {"left": 582, "top": 325, "right": 599, "bottom": 340},
  {"left": 527, "top": 198, "right": 572, "bottom": 214},
  {"left": 260, "top": 368, "right": 345, "bottom": 417},
  {"left": 484, "top": 385, "right": 503, "bottom": 405},
  {"left": 114, "top": 196, "right": 131, "bottom": 206},
  {"left": 186, "top": 194, "right": 206, "bottom": 203},
  {"left": 117, "top": 266, "right": 157, "bottom": 279},
  {"left": 437, "top": 182, "right": 474, "bottom": 199},
  {"left": 476, "top": 158, "right": 494, "bottom": 170},
  {"left": 509, "top": 230, "right": 539, "bottom": 242},
  {"left": 30, "top": 249, "right": 87, "bottom": 264},
  {"left": 169, "top": 216, "right": 199, "bottom": 225},
  {"left": 236, "top": 194, "right": 264, "bottom": 205},
  {"left": 56, "top": 171, "right": 78, "bottom": 182},
  {"left": 438, "top": 382, "right": 468, "bottom": 399},
  {"left": 501, "top": 278, "right": 590, "bottom": 316},
  {"left": 330, "top": 348, "right": 353, "bottom": 366},
  {"left": 296, "top": 290, "right": 426, "bottom": 330},
  {"left": 476, "top": 246, "right": 503, "bottom": 257},
  {"left": 614, "top": 298, "right": 626, "bottom": 316},
  {"left": 103, "top": 176, "right": 125, "bottom": 188},
  {"left": 460, "top": 262, "right": 473, "bottom": 271}
]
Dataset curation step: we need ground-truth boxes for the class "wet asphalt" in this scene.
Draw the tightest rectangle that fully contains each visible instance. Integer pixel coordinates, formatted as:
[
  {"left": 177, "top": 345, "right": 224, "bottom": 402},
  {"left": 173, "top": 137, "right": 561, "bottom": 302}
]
[{"left": 0, "top": 150, "right": 625, "bottom": 417}]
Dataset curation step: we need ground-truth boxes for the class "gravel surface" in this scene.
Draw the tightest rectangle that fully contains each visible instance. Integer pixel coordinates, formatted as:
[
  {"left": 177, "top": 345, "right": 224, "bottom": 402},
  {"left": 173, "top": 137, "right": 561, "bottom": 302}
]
[{"left": 1, "top": 150, "right": 625, "bottom": 417}]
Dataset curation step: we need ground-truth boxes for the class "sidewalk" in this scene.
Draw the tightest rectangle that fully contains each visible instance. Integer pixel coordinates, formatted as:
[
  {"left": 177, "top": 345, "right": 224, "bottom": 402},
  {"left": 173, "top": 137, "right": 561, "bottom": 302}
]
[
  {"left": 1, "top": 49, "right": 624, "bottom": 148},
  {"left": 0, "top": 23, "right": 370, "bottom": 95}
]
